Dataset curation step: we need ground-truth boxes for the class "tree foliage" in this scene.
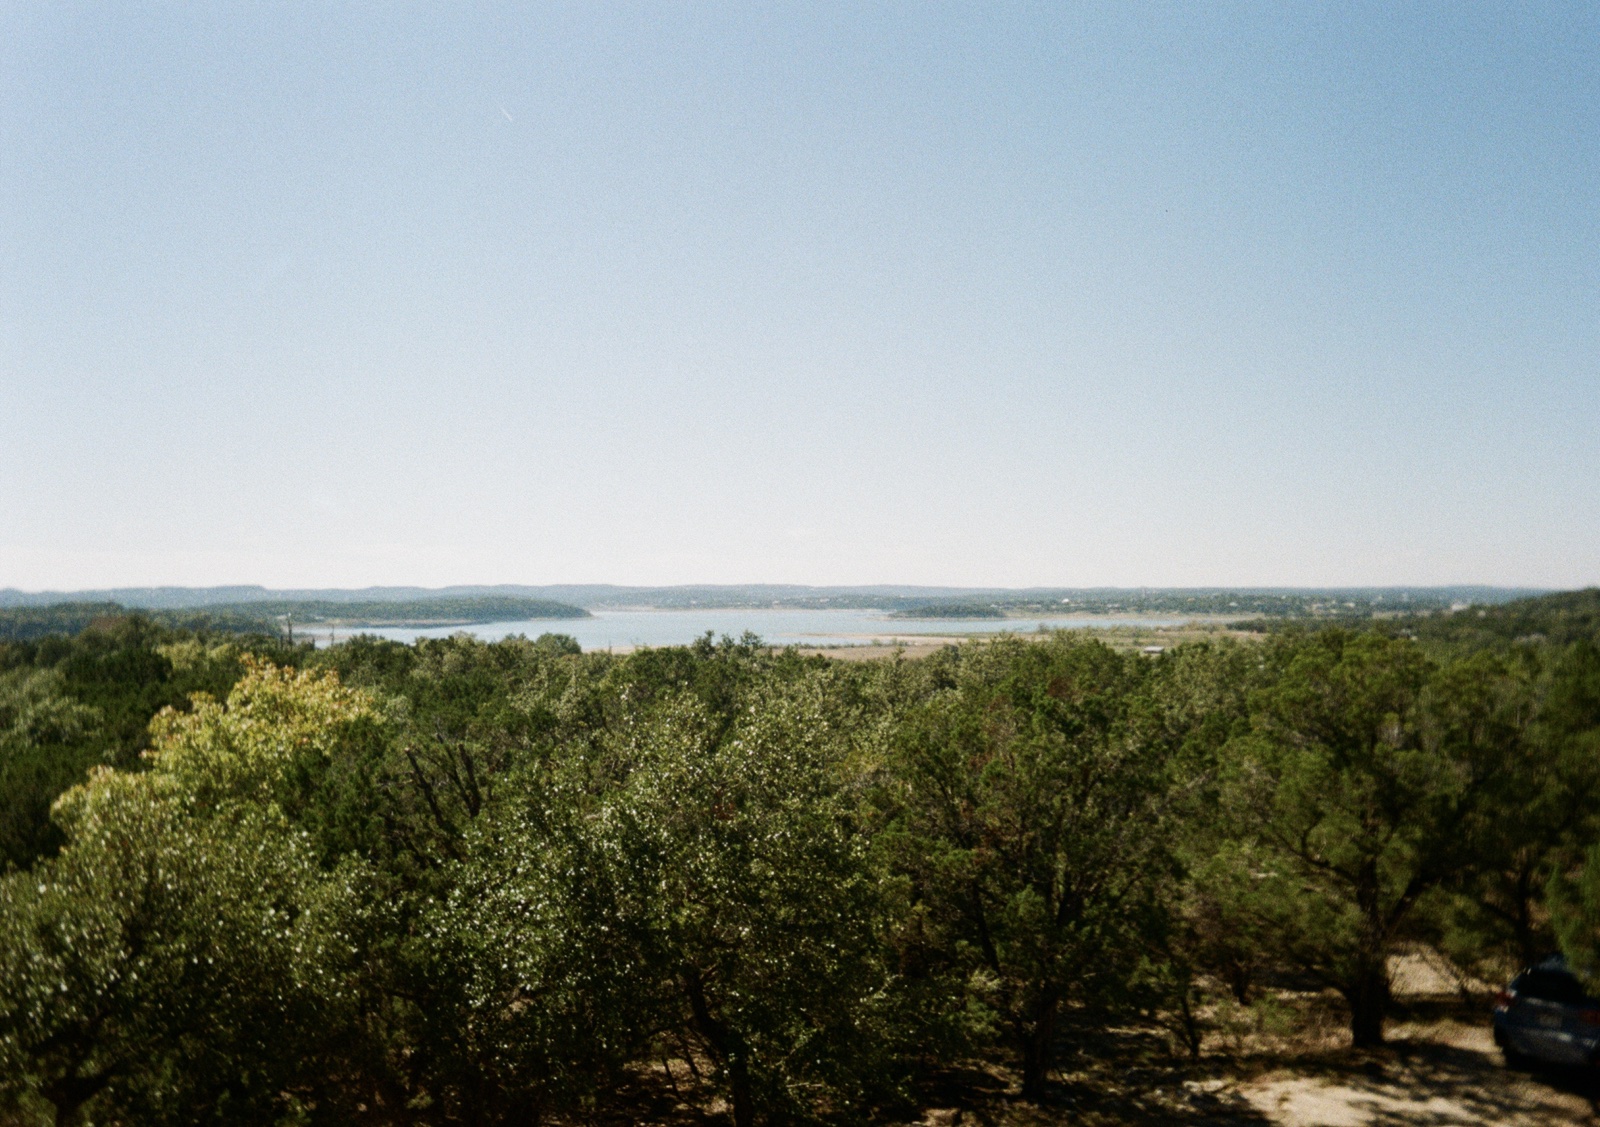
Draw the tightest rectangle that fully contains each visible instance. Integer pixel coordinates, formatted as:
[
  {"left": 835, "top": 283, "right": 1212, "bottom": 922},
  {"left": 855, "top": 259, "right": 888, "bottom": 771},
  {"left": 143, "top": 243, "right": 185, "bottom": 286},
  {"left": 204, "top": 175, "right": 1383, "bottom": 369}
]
[{"left": 1, "top": 607, "right": 1599, "bottom": 1123}]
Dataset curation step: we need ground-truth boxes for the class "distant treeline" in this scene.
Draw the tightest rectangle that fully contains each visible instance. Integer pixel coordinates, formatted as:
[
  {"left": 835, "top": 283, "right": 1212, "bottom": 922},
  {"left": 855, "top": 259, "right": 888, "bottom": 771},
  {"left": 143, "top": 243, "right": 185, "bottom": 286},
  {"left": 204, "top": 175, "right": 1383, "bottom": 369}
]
[
  {"left": 888, "top": 590, "right": 1491, "bottom": 621},
  {"left": 208, "top": 596, "right": 590, "bottom": 626},
  {"left": 1403, "top": 587, "right": 1600, "bottom": 651},
  {"left": 0, "top": 603, "right": 275, "bottom": 643},
  {"left": 0, "top": 603, "right": 135, "bottom": 643},
  {"left": 636, "top": 589, "right": 1519, "bottom": 617},
  {"left": 0, "top": 596, "right": 589, "bottom": 642},
  {"left": 888, "top": 602, "right": 1006, "bottom": 619},
  {"left": 1231, "top": 588, "right": 1600, "bottom": 651}
]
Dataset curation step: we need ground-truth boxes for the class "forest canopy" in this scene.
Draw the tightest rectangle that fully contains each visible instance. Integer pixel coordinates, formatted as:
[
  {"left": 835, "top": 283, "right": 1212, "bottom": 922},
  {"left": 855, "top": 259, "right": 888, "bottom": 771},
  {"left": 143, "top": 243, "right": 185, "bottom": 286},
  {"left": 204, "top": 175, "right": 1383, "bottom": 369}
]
[
  {"left": 0, "top": 596, "right": 589, "bottom": 643},
  {"left": 0, "top": 590, "right": 1597, "bottom": 1125}
]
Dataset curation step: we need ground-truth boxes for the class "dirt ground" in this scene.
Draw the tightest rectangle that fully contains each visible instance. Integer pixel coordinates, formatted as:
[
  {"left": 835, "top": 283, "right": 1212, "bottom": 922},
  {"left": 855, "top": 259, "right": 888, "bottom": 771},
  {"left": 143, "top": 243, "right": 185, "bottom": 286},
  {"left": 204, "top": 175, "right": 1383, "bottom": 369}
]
[
  {"left": 603, "top": 899, "right": 1581, "bottom": 1126},
  {"left": 598, "top": 915, "right": 1581, "bottom": 1126},
  {"left": 607, "top": 1000, "right": 1597, "bottom": 1127},
  {"left": 1227, "top": 955, "right": 1595, "bottom": 1126},
  {"left": 1230, "top": 1020, "right": 1596, "bottom": 1126},
  {"left": 891, "top": 989, "right": 1600, "bottom": 1127},
  {"left": 893, "top": 1014, "right": 1598, "bottom": 1126}
]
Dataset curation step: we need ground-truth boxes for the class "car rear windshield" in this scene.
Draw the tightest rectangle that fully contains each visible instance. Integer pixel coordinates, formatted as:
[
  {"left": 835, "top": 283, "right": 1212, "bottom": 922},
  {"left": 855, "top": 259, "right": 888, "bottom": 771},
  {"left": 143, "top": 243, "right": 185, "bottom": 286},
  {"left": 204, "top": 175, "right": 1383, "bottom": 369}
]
[{"left": 1513, "top": 970, "right": 1592, "bottom": 1005}]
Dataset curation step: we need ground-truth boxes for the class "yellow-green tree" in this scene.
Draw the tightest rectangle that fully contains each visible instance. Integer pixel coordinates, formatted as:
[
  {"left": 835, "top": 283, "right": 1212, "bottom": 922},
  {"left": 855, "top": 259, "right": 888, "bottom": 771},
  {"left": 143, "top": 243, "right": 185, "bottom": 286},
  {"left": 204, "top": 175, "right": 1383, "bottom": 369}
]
[{"left": 0, "top": 662, "right": 375, "bottom": 1126}]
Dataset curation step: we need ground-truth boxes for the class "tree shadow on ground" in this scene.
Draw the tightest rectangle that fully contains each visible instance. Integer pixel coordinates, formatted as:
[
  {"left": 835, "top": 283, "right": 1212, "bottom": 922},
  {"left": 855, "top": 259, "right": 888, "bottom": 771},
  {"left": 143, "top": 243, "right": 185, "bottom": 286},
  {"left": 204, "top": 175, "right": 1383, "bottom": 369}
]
[
  {"left": 908, "top": 1026, "right": 1275, "bottom": 1126},
  {"left": 574, "top": 1004, "right": 1598, "bottom": 1126},
  {"left": 1236, "top": 1029, "right": 1598, "bottom": 1127}
]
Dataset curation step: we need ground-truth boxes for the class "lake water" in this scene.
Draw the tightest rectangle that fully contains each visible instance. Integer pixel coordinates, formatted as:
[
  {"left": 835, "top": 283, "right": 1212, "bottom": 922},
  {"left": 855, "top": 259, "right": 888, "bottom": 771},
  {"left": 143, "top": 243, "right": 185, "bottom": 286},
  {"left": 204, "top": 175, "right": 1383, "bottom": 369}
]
[{"left": 303, "top": 608, "right": 1195, "bottom": 651}]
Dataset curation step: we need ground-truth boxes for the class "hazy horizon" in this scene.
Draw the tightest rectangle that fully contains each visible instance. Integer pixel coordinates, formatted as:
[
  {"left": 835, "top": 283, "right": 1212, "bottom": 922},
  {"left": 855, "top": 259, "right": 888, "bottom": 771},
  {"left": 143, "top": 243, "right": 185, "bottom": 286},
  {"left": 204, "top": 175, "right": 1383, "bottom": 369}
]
[{"left": 3, "top": 5, "right": 1595, "bottom": 590}]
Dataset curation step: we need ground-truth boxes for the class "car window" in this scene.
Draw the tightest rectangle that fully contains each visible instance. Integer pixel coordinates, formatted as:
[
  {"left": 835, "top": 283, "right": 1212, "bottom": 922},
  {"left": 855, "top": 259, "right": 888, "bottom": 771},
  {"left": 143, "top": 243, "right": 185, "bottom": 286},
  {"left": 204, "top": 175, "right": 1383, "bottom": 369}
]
[{"left": 1515, "top": 970, "right": 1590, "bottom": 1005}]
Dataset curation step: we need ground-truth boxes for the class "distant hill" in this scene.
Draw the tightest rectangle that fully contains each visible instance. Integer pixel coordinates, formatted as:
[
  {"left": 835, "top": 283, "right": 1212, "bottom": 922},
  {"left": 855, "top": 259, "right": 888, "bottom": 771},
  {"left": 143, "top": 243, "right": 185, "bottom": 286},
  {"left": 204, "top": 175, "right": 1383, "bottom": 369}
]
[
  {"left": 195, "top": 596, "right": 590, "bottom": 626},
  {"left": 0, "top": 596, "right": 588, "bottom": 642},
  {"left": 1406, "top": 588, "right": 1600, "bottom": 651},
  {"left": 1230, "top": 589, "right": 1600, "bottom": 653},
  {"left": 0, "top": 583, "right": 1542, "bottom": 614},
  {"left": 0, "top": 583, "right": 1011, "bottom": 611},
  {"left": 0, "top": 603, "right": 134, "bottom": 642},
  {"left": 0, "top": 585, "right": 608, "bottom": 610}
]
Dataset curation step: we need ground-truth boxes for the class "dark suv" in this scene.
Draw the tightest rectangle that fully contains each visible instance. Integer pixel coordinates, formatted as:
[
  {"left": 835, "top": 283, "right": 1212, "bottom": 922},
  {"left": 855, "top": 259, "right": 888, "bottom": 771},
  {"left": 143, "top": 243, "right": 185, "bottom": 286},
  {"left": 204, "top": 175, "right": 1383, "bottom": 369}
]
[{"left": 1493, "top": 956, "right": 1600, "bottom": 1067}]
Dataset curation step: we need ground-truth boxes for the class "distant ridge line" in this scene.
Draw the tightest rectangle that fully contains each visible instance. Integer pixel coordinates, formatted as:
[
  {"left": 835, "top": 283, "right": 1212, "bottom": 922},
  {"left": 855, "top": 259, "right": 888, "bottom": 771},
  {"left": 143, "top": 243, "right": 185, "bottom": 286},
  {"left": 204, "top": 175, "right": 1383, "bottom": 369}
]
[{"left": 0, "top": 584, "right": 1548, "bottom": 611}]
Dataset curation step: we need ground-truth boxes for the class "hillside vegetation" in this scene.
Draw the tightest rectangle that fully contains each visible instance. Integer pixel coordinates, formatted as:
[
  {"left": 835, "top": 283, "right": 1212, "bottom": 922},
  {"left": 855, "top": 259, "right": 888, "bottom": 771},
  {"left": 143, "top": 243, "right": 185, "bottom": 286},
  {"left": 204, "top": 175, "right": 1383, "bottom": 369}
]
[
  {"left": 204, "top": 595, "right": 591, "bottom": 625},
  {"left": 0, "top": 596, "right": 589, "bottom": 643},
  {"left": 1405, "top": 587, "right": 1600, "bottom": 651},
  {"left": 0, "top": 593, "right": 1596, "bottom": 1125}
]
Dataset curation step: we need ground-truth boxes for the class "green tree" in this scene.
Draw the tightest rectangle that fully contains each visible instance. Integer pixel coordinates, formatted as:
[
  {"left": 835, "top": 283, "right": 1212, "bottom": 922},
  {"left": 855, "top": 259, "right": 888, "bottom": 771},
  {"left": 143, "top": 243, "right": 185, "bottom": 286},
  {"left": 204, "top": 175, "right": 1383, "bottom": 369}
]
[
  {"left": 881, "top": 634, "right": 1168, "bottom": 1097},
  {"left": 0, "top": 669, "right": 103, "bottom": 870},
  {"left": 0, "top": 662, "right": 375, "bottom": 1126},
  {"left": 1213, "top": 631, "right": 1517, "bottom": 1046},
  {"left": 1419, "top": 648, "right": 1567, "bottom": 976},
  {"left": 598, "top": 678, "right": 896, "bottom": 1126},
  {"left": 0, "top": 620, "right": 257, "bottom": 871},
  {"left": 1134, "top": 639, "right": 1270, "bottom": 1031},
  {"left": 1532, "top": 641, "right": 1600, "bottom": 979},
  {"left": 404, "top": 782, "right": 657, "bottom": 1123}
]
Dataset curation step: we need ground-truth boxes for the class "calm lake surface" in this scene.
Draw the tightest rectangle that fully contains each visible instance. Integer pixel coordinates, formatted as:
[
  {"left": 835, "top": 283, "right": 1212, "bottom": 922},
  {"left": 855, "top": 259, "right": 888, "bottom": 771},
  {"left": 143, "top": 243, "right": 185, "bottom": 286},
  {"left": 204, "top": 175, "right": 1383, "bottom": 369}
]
[{"left": 307, "top": 608, "right": 1195, "bottom": 651}]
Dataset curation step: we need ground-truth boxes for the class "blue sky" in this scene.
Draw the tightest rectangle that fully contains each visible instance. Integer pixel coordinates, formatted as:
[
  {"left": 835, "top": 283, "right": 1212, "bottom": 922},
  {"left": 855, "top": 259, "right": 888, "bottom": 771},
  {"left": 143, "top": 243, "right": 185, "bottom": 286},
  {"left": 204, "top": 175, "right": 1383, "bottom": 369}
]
[{"left": 1, "top": 3, "right": 1595, "bottom": 589}]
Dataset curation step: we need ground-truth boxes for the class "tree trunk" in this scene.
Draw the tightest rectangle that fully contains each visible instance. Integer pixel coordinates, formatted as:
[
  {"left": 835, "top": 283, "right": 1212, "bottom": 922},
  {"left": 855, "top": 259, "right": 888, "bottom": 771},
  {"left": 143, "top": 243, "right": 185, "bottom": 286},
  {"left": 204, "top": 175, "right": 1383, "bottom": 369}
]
[
  {"left": 503, "top": 1088, "right": 544, "bottom": 1127},
  {"left": 44, "top": 1070, "right": 109, "bottom": 1127},
  {"left": 1175, "top": 982, "right": 1203, "bottom": 1059},
  {"left": 1019, "top": 994, "right": 1059, "bottom": 1100},
  {"left": 1347, "top": 962, "right": 1390, "bottom": 1048},
  {"left": 1513, "top": 860, "right": 1538, "bottom": 966},
  {"left": 1225, "top": 959, "right": 1252, "bottom": 1006},
  {"left": 46, "top": 1097, "right": 84, "bottom": 1127},
  {"left": 727, "top": 1057, "right": 755, "bottom": 1127},
  {"left": 682, "top": 965, "right": 756, "bottom": 1127},
  {"left": 1349, "top": 857, "right": 1390, "bottom": 1048}
]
